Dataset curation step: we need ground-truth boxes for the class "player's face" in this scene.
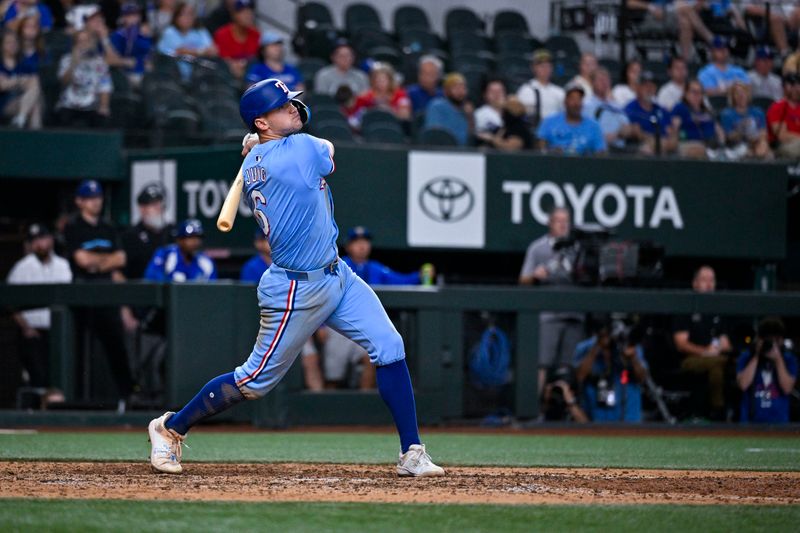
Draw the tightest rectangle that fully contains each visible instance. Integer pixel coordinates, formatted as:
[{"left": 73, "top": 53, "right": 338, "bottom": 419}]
[
  {"left": 549, "top": 210, "right": 570, "bottom": 238},
  {"left": 77, "top": 196, "right": 103, "bottom": 217},
  {"left": 261, "top": 101, "right": 302, "bottom": 135},
  {"left": 693, "top": 267, "right": 716, "bottom": 293},
  {"left": 346, "top": 238, "right": 371, "bottom": 262},
  {"left": 177, "top": 236, "right": 202, "bottom": 257}
]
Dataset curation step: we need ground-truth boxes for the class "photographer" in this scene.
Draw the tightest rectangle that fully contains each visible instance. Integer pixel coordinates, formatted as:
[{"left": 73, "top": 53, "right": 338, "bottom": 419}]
[
  {"left": 519, "top": 207, "right": 584, "bottom": 400},
  {"left": 736, "top": 317, "right": 797, "bottom": 424},
  {"left": 574, "top": 319, "right": 649, "bottom": 422},
  {"left": 541, "top": 365, "right": 588, "bottom": 423}
]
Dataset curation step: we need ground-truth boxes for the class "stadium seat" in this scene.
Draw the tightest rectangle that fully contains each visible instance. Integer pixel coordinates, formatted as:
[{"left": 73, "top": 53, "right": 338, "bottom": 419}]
[
  {"left": 366, "top": 45, "right": 403, "bottom": 70},
  {"left": 452, "top": 53, "right": 494, "bottom": 74},
  {"left": 545, "top": 35, "right": 581, "bottom": 58},
  {"left": 398, "top": 28, "right": 442, "bottom": 54},
  {"left": 297, "top": 1, "right": 334, "bottom": 31},
  {"left": 707, "top": 95, "right": 728, "bottom": 112},
  {"left": 492, "top": 10, "right": 529, "bottom": 36},
  {"left": 599, "top": 58, "right": 622, "bottom": 84},
  {"left": 352, "top": 28, "right": 396, "bottom": 55},
  {"left": 363, "top": 124, "right": 408, "bottom": 144},
  {"left": 361, "top": 109, "right": 400, "bottom": 131},
  {"left": 298, "top": 58, "right": 328, "bottom": 91},
  {"left": 301, "top": 27, "right": 343, "bottom": 61},
  {"left": 445, "top": 7, "right": 484, "bottom": 39},
  {"left": 152, "top": 53, "right": 182, "bottom": 78},
  {"left": 109, "top": 68, "right": 131, "bottom": 96},
  {"left": 162, "top": 110, "right": 202, "bottom": 144},
  {"left": 43, "top": 30, "right": 71, "bottom": 62},
  {"left": 345, "top": 3, "right": 383, "bottom": 34},
  {"left": 752, "top": 96, "right": 774, "bottom": 113},
  {"left": 109, "top": 93, "right": 143, "bottom": 129},
  {"left": 416, "top": 126, "right": 459, "bottom": 146},
  {"left": 313, "top": 108, "right": 349, "bottom": 125},
  {"left": 494, "top": 32, "right": 535, "bottom": 55},
  {"left": 449, "top": 30, "right": 492, "bottom": 55},
  {"left": 461, "top": 70, "right": 487, "bottom": 102},
  {"left": 313, "top": 121, "right": 355, "bottom": 141},
  {"left": 393, "top": 5, "right": 430, "bottom": 33}
]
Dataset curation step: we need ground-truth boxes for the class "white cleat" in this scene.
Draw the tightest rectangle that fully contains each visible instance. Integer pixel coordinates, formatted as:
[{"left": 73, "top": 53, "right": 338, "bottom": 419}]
[
  {"left": 147, "top": 412, "right": 185, "bottom": 474},
  {"left": 396, "top": 444, "right": 445, "bottom": 477}
]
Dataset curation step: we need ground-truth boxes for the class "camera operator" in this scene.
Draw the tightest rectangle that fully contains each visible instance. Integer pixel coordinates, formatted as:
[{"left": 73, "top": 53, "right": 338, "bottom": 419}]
[
  {"left": 574, "top": 318, "right": 649, "bottom": 422},
  {"left": 519, "top": 207, "right": 584, "bottom": 400},
  {"left": 736, "top": 317, "right": 797, "bottom": 424},
  {"left": 541, "top": 365, "right": 589, "bottom": 423}
]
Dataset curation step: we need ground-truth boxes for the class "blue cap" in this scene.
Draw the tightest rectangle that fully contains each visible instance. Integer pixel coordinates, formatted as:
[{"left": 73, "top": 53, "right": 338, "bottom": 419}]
[
  {"left": 76, "top": 179, "right": 103, "bottom": 198},
  {"left": 176, "top": 219, "right": 204, "bottom": 238},
  {"left": 711, "top": 35, "right": 728, "bottom": 49},
  {"left": 260, "top": 32, "right": 283, "bottom": 46},
  {"left": 756, "top": 45, "right": 774, "bottom": 59},
  {"left": 234, "top": 0, "right": 253, "bottom": 11},
  {"left": 347, "top": 226, "right": 372, "bottom": 242}
]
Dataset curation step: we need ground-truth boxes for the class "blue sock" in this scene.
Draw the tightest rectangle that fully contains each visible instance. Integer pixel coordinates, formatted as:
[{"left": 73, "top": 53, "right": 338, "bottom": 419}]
[
  {"left": 165, "top": 372, "right": 245, "bottom": 435},
  {"left": 376, "top": 359, "right": 421, "bottom": 453}
]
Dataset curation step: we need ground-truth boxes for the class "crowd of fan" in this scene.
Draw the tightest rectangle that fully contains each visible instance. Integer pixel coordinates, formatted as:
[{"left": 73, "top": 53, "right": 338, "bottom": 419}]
[{"left": 4, "top": 0, "right": 800, "bottom": 158}]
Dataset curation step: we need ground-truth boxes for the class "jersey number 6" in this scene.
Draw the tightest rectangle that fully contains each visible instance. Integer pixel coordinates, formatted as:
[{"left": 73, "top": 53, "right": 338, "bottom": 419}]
[{"left": 250, "top": 189, "right": 270, "bottom": 238}]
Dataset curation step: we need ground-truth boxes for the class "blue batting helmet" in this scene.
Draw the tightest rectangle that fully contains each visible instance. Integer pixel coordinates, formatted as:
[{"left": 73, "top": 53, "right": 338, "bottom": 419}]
[
  {"left": 176, "top": 219, "right": 204, "bottom": 238},
  {"left": 239, "top": 78, "right": 309, "bottom": 132}
]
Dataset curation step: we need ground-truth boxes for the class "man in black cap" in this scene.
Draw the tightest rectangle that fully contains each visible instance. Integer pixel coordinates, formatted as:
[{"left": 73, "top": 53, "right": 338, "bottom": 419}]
[
  {"left": 7, "top": 223, "right": 73, "bottom": 404},
  {"left": 63, "top": 179, "right": 135, "bottom": 410},
  {"left": 121, "top": 183, "right": 173, "bottom": 280}
]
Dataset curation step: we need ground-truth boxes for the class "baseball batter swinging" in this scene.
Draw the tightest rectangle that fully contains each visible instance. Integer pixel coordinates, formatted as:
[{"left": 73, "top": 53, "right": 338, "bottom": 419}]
[{"left": 147, "top": 78, "right": 444, "bottom": 477}]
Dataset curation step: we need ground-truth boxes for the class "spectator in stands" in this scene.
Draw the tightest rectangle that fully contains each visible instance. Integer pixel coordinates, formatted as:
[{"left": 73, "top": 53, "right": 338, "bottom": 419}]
[
  {"left": 348, "top": 62, "right": 410, "bottom": 129},
  {"left": 584, "top": 67, "right": 641, "bottom": 152},
  {"left": 2, "top": 0, "right": 53, "bottom": 32},
  {"left": 673, "top": 265, "right": 732, "bottom": 420},
  {"left": 742, "top": 1, "right": 800, "bottom": 58},
  {"left": 474, "top": 77, "right": 505, "bottom": 137},
  {"left": 7, "top": 223, "right": 71, "bottom": 406},
  {"left": 313, "top": 39, "right": 368, "bottom": 97},
  {"left": 204, "top": 0, "right": 236, "bottom": 36},
  {"left": 240, "top": 229, "right": 270, "bottom": 283},
  {"left": 213, "top": 0, "right": 259, "bottom": 80},
  {"left": 537, "top": 83, "right": 606, "bottom": 155},
  {"left": 63, "top": 179, "right": 135, "bottom": 410},
  {"left": 748, "top": 45, "right": 782, "bottom": 102},
  {"left": 343, "top": 226, "right": 428, "bottom": 285},
  {"left": 16, "top": 14, "right": 44, "bottom": 74},
  {"left": 569, "top": 52, "right": 597, "bottom": 98},
  {"left": 84, "top": 6, "right": 137, "bottom": 71},
  {"left": 244, "top": 32, "right": 303, "bottom": 90},
  {"left": 516, "top": 48, "right": 564, "bottom": 126},
  {"left": 424, "top": 72, "right": 473, "bottom": 146},
  {"left": 767, "top": 72, "right": 800, "bottom": 158},
  {"left": 147, "top": 0, "right": 177, "bottom": 38},
  {"left": 720, "top": 80, "right": 771, "bottom": 160},
  {"left": 406, "top": 54, "right": 443, "bottom": 114},
  {"left": 519, "top": 207, "right": 585, "bottom": 399},
  {"left": 157, "top": 2, "right": 216, "bottom": 81},
  {"left": 144, "top": 219, "right": 216, "bottom": 282},
  {"left": 0, "top": 29, "right": 42, "bottom": 128},
  {"left": 627, "top": 0, "right": 713, "bottom": 61},
  {"left": 671, "top": 78, "right": 724, "bottom": 159},
  {"left": 737, "top": 317, "right": 797, "bottom": 424},
  {"left": 120, "top": 183, "right": 173, "bottom": 280},
  {"left": 698, "top": 35, "right": 749, "bottom": 96},
  {"left": 656, "top": 56, "right": 688, "bottom": 111},
  {"left": 611, "top": 58, "right": 641, "bottom": 107},
  {"left": 110, "top": 2, "right": 152, "bottom": 86},
  {"left": 574, "top": 318, "right": 649, "bottom": 423},
  {"left": 625, "top": 70, "right": 677, "bottom": 155},
  {"left": 56, "top": 28, "right": 111, "bottom": 127},
  {"left": 477, "top": 96, "right": 533, "bottom": 151}
]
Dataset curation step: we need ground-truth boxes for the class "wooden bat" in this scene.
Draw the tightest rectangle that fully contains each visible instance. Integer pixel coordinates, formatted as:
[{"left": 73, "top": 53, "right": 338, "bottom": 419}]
[{"left": 216, "top": 165, "right": 244, "bottom": 232}]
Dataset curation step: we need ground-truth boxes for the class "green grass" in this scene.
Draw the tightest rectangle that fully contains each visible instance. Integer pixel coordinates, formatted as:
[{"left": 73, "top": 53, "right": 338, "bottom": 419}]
[
  {"left": 0, "top": 500, "right": 797, "bottom": 532},
  {"left": 1, "top": 431, "right": 799, "bottom": 470}
]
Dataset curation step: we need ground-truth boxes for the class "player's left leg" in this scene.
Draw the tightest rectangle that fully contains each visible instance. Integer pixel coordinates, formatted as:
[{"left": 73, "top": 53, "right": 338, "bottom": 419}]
[{"left": 325, "top": 265, "right": 444, "bottom": 477}]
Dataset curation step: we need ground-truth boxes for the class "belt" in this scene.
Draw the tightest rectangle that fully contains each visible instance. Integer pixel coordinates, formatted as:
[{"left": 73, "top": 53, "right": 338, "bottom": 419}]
[{"left": 271, "top": 259, "right": 339, "bottom": 282}]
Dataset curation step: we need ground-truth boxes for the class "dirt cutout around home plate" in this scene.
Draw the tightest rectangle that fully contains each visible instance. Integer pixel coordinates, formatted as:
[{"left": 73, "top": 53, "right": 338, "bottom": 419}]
[{"left": 1, "top": 462, "right": 799, "bottom": 505}]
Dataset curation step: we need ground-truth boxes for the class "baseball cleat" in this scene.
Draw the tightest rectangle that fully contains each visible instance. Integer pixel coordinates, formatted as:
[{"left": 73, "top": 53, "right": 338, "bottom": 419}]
[
  {"left": 147, "top": 412, "right": 185, "bottom": 474},
  {"left": 396, "top": 444, "right": 445, "bottom": 477}
]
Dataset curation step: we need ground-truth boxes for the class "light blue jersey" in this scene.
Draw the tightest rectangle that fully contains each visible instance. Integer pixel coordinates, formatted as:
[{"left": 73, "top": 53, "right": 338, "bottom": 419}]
[{"left": 242, "top": 133, "right": 337, "bottom": 272}]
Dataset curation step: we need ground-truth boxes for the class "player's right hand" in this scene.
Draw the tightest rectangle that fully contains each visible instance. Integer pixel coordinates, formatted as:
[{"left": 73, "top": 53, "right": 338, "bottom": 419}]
[{"left": 242, "top": 133, "right": 259, "bottom": 156}]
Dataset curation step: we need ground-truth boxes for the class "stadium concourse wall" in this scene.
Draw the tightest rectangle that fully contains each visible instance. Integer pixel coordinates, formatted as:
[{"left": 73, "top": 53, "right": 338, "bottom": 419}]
[{"left": 4, "top": 282, "right": 800, "bottom": 427}]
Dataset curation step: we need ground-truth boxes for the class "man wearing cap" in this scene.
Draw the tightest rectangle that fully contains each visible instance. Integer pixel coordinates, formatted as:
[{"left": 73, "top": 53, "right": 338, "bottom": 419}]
[
  {"left": 405, "top": 55, "right": 444, "bottom": 114},
  {"left": 63, "top": 179, "right": 135, "bottom": 407},
  {"left": 624, "top": 71, "right": 677, "bottom": 154},
  {"left": 144, "top": 219, "right": 217, "bottom": 282},
  {"left": 213, "top": 0, "right": 260, "bottom": 79},
  {"left": 767, "top": 72, "right": 800, "bottom": 158},
  {"left": 537, "top": 82, "right": 606, "bottom": 155},
  {"left": 7, "top": 223, "right": 72, "bottom": 401},
  {"left": 313, "top": 39, "right": 369, "bottom": 96},
  {"left": 343, "top": 226, "right": 428, "bottom": 285},
  {"left": 698, "top": 36, "right": 749, "bottom": 96},
  {"left": 121, "top": 183, "right": 173, "bottom": 280},
  {"left": 516, "top": 49, "right": 566, "bottom": 127},
  {"left": 656, "top": 56, "right": 688, "bottom": 111},
  {"left": 424, "top": 72, "right": 473, "bottom": 145},
  {"left": 748, "top": 46, "right": 782, "bottom": 102},
  {"left": 245, "top": 32, "right": 304, "bottom": 90},
  {"left": 583, "top": 67, "right": 641, "bottom": 152},
  {"left": 109, "top": 2, "right": 152, "bottom": 86}
]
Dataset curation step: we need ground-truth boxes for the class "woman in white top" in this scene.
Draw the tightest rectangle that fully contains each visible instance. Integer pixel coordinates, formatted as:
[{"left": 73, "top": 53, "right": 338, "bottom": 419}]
[{"left": 611, "top": 59, "right": 641, "bottom": 107}]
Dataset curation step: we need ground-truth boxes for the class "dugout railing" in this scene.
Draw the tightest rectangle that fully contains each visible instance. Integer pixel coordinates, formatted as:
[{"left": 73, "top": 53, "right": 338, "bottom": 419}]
[{"left": 2, "top": 283, "right": 800, "bottom": 426}]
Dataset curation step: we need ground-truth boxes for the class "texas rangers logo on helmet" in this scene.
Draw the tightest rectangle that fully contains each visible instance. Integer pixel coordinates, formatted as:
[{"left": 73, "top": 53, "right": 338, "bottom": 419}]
[{"left": 274, "top": 80, "right": 289, "bottom": 94}]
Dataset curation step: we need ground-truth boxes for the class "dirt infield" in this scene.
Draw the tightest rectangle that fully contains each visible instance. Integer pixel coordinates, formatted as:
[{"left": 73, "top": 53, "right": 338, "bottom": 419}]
[{"left": 2, "top": 462, "right": 798, "bottom": 506}]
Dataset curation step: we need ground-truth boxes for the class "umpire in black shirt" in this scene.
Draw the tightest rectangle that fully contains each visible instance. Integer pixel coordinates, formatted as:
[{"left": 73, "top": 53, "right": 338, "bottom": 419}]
[
  {"left": 121, "top": 184, "right": 173, "bottom": 279},
  {"left": 63, "top": 179, "right": 135, "bottom": 410}
]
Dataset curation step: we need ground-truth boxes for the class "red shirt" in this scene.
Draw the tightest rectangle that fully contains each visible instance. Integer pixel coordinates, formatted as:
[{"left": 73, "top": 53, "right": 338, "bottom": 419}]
[
  {"left": 766, "top": 99, "right": 800, "bottom": 143},
  {"left": 213, "top": 24, "right": 260, "bottom": 60},
  {"left": 349, "top": 88, "right": 410, "bottom": 118}
]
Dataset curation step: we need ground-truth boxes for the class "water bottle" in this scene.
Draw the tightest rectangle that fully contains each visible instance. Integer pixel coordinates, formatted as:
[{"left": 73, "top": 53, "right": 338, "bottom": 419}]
[{"left": 420, "top": 263, "right": 434, "bottom": 286}]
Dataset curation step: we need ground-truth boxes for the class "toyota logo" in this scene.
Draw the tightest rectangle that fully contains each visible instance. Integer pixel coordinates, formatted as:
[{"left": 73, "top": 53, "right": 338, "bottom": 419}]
[{"left": 419, "top": 177, "right": 474, "bottom": 223}]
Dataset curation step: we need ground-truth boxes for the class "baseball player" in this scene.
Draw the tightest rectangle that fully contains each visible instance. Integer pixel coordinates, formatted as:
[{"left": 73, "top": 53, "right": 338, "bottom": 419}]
[
  {"left": 144, "top": 219, "right": 217, "bottom": 282},
  {"left": 148, "top": 78, "right": 444, "bottom": 477}
]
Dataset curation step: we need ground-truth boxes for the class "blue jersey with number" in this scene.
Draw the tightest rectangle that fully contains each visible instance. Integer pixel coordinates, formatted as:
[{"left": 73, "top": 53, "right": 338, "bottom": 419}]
[{"left": 242, "top": 133, "right": 336, "bottom": 271}]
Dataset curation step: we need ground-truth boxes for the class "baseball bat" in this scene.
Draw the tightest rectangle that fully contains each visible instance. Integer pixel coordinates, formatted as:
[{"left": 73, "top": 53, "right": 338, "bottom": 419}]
[{"left": 216, "top": 165, "right": 244, "bottom": 232}]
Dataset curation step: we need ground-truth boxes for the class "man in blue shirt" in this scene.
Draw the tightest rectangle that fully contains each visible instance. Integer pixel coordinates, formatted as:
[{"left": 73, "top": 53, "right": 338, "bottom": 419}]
[
  {"left": 240, "top": 229, "right": 271, "bottom": 282},
  {"left": 2, "top": 0, "right": 53, "bottom": 32},
  {"left": 698, "top": 35, "right": 749, "bottom": 96},
  {"left": 406, "top": 55, "right": 443, "bottom": 114},
  {"left": 110, "top": 3, "right": 152, "bottom": 84},
  {"left": 245, "top": 32, "right": 304, "bottom": 90},
  {"left": 624, "top": 71, "right": 678, "bottom": 155},
  {"left": 144, "top": 219, "right": 217, "bottom": 282},
  {"left": 537, "top": 82, "right": 606, "bottom": 155},
  {"left": 574, "top": 319, "right": 649, "bottom": 422},
  {"left": 424, "top": 72, "right": 472, "bottom": 145},
  {"left": 342, "top": 226, "right": 429, "bottom": 285},
  {"left": 737, "top": 317, "right": 797, "bottom": 424}
]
